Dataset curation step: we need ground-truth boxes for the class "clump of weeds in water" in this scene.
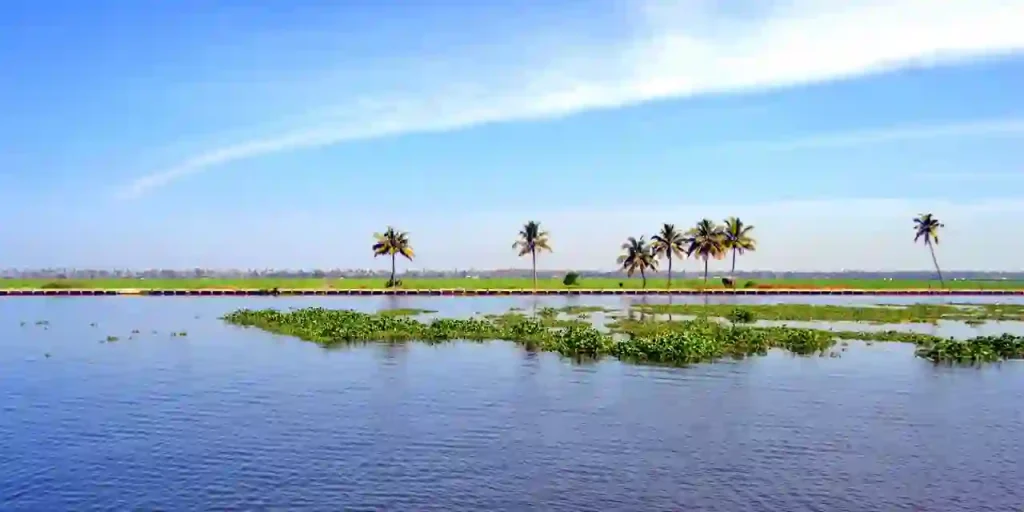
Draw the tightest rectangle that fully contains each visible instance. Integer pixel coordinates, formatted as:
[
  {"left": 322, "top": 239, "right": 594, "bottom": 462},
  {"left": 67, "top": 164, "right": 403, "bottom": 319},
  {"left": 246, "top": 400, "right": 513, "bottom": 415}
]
[
  {"left": 726, "top": 307, "right": 757, "bottom": 324},
  {"left": 376, "top": 308, "right": 436, "bottom": 317},
  {"left": 105, "top": 335, "right": 120, "bottom": 343},
  {"left": 222, "top": 307, "right": 1024, "bottom": 367},
  {"left": 632, "top": 303, "right": 1024, "bottom": 324},
  {"left": 223, "top": 308, "right": 839, "bottom": 367},
  {"left": 915, "top": 334, "right": 1024, "bottom": 364}
]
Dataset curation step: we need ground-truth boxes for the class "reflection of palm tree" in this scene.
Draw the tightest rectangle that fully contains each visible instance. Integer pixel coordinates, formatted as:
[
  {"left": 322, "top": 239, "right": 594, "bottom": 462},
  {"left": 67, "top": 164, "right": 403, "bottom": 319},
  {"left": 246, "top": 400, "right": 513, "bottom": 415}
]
[
  {"left": 722, "top": 217, "right": 756, "bottom": 275},
  {"left": 513, "top": 221, "right": 552, "bottom": 291},
  {"left": 651, "top": 223, "right": 688, "bottom": 289},
  {"left": 372, "top": 227, "right": 414, "bottom": 287},
  {"left": 913, "top": 213, "right": 945, "bottom": 287},
  {"left": 685, "top": 219, "right": 726, "bottom": 284},
  {"left": 617, "top": 236, "right": 658, "bottom": 288}
]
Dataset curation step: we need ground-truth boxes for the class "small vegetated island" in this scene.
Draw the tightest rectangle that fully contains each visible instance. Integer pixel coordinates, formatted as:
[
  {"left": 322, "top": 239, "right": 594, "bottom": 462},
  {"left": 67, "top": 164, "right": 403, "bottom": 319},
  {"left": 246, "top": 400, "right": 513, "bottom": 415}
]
[{"left": 222, "top": 303, "right": 1024, "bottom": 366}]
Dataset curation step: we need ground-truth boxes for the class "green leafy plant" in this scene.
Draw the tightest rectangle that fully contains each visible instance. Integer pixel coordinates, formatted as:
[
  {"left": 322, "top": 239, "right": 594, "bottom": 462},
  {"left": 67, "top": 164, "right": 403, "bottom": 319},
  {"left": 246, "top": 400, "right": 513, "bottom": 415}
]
[{"left": 563, "top": 271, "right": 580, "bottom": 286}]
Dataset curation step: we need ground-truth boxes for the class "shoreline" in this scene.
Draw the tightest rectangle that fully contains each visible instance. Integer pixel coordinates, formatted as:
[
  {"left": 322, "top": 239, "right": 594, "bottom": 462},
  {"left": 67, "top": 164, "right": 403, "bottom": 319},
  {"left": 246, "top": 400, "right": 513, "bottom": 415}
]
[{"left": 2, "top": 288, "right": 1023, "bottom": 297}]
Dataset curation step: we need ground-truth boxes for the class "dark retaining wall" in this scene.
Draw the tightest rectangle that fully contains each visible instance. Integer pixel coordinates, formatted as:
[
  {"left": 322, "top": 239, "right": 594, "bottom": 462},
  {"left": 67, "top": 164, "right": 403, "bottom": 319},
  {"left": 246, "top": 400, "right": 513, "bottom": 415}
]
[{"left": 1, "top": 289, "right": 1022, "bottom": 297}]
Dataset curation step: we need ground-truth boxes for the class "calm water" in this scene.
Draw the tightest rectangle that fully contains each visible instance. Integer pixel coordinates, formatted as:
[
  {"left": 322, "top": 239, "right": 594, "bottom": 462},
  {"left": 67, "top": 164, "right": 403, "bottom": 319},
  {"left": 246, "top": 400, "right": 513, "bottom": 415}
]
[{"left": 2, "top": 297, "right": 1022, "bottom": 511}]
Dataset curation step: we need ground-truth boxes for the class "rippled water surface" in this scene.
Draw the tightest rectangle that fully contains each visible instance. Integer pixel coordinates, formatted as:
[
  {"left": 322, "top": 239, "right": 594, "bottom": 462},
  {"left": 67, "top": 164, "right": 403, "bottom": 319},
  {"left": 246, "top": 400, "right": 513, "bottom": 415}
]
[{"left": 2, "top": 297, "right": 1023, "bottom": 511}]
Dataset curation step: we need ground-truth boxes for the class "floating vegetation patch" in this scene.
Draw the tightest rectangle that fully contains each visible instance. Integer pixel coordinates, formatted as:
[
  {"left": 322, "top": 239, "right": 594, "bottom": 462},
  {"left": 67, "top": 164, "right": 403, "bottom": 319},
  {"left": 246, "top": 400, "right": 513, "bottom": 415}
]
[
  {"left": 830, "top": 330, "right": 944, "bottom": 345},
  {"left": 223, "top": 308, "right": 838, "bottom": 366},
  {"left": 482, "top": 311, "right": 589, "bottom": 330},
  {"left": 631, "top": 303, "right": 1024, "bottom": 324},
  {"left": 915, "top": 334, "right": 1024, "bottom": 364},
  {"left": 553, "top": 305, "right": 616, "bottom": 315},
  {"left": 222, "top": 307, "right": 1024, "bottom": 366},
  {"left": 725, "top": 307, "right": 757, "bottom": 324},
  {"left": 376, "top": 307, "right": 437, "bottom": 317}
]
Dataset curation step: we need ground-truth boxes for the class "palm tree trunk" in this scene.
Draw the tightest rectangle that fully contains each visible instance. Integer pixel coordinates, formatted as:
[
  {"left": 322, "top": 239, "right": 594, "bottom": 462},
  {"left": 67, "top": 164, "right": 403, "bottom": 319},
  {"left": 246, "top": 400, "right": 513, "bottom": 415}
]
[
  {"left": 531, "top": 248, "right": 537, "bottom": 291},
  {"left": 390, "top": 253, "right": 396, "bottom": 286},
  {"left": 641, "top": 268, "right": 647, "bottom": 289},
  {"left": 667, "top": 256, "right": 673, "bottom": 289},
  {"left": 731, "top": 248, "right": 737, "bottom": 274},
  {"left": 703, "top": 257, "right": 709, "bottom": 284},
  {"left": 928, "top": 241, "right": 944, "bottom": 287}
]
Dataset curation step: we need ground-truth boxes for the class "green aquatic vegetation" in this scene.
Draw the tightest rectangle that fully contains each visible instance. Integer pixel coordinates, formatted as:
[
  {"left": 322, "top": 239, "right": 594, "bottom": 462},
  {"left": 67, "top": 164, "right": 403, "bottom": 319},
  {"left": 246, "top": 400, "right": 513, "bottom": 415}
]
[
  {"left": 726, "top": 307, "right": 757, "bottom": 324},
  {"left": 484, "top": 311, "right": 588, "bottom": 330},
  {"left": 35, "top": 320, "right": 49, "bottom": 326},
  {"left": 376, "top": 307, "right": 436, "bottom": 316},
  {"left": 610, "top": 319, "right": 835, "bottom": 364},
  {"left": 915, "top": 334, "right": 1024, "bottom": 364},
  {"left": 632, "top": 303, "right": 1024, "bottom": 324},
  {"left": 223, "top": 308, "right": 833, "bottom": 366},
  {"left": 829, "top": 330, "right": 945, "bottom": 345},
  {"left": 553, "top": 305, "right": 614, "bottom": 315},
  {"left": 105, "top": 335, "right": 120, "bottom": 342},
  {"left": 536, "top": 307, "right": 558, "bottom": 318},
  {"left": 223, "top": 308, "right": 1024, "bottom": 366}
]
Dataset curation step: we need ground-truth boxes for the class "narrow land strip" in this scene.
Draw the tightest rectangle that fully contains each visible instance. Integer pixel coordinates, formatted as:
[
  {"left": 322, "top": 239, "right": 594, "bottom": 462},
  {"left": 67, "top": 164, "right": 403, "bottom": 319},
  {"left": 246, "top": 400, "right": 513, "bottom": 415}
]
[
  {"left": 3, "top": 288, "right": 1023, "bottom": 297},
  {"left": 3, "top": 277, "right": 1023, "bottom": 291}
]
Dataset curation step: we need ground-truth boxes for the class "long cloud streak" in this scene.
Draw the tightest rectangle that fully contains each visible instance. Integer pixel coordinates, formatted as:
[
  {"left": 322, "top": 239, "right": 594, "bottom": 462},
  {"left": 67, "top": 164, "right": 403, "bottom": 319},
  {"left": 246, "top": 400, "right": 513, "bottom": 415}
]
[{"left": 121, "top": 0, "right": 1024, "bottom": 198}]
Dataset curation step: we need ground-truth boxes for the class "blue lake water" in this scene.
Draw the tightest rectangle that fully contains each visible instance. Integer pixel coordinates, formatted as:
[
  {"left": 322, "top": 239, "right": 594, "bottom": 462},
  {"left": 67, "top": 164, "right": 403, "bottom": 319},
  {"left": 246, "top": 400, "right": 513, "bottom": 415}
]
[{"left": 2, "top": 296, "right": 1023, "bottom": 511}]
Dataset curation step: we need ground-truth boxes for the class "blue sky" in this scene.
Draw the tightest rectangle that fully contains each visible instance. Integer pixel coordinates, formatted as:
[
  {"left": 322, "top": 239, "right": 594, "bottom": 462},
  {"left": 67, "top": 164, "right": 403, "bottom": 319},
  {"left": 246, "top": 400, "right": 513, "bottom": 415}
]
[{"left": 1, "top": 0, "right": 1023, "bottom": 272}]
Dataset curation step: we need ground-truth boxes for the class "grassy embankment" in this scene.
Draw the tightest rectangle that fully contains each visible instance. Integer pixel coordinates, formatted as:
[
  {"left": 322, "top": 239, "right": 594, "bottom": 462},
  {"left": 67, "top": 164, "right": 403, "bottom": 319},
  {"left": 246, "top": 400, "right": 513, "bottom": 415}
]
[
  {"left": 3, "top": 277, "right": 1021, "bottom": 290},
  {"left": 221, "top": 305, "right": 1024, "bottom": 365}
]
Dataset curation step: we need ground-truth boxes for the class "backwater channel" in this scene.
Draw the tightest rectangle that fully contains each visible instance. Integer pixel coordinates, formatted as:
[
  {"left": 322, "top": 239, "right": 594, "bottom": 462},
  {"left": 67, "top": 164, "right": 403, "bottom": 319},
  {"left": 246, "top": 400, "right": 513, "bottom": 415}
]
[{"left": 2, "top": 296, "right": 1022, "bottom": 511}]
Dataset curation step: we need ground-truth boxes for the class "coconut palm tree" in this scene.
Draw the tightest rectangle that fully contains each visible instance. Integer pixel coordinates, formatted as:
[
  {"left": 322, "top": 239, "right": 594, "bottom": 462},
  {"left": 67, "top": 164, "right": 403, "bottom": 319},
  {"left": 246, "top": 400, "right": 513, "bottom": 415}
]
[
  {"left": 512, "top": 221, "right": 552, "bottom": 290},
  {"left": 913, "top": 213, "right": 945, "bottom": 287},
  {"left": 685, "top": 219, "right": 726, "bottom": 285},
  {"left": 650, "top": 223, "right": 687, "bottom": 289},
  {"left": 617, "top": 236, "right": 658, "bottom": 288},
  {"left": 722, "top": 217, "right": 756, "bottom": 275},
  {"left": 372, "top": 226, "right": 414, "bottom": 287}
]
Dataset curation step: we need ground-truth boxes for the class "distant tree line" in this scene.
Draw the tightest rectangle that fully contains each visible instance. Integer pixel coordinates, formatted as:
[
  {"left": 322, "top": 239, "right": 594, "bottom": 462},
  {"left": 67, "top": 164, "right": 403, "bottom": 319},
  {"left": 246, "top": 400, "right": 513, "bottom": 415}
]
[{"left": 4, "top": 213, "right": 1021, "bottom": 282}]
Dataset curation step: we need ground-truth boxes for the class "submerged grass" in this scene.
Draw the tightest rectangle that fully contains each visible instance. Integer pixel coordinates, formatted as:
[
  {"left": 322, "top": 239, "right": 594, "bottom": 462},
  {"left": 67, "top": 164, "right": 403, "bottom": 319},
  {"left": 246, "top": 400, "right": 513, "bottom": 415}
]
[{"left": 632, "top": 303, "right": 1024, "bottom": 324}]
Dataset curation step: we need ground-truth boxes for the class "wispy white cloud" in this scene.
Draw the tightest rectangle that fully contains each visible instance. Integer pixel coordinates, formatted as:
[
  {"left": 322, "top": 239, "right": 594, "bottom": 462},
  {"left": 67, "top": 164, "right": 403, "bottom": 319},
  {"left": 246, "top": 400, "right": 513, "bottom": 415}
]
[{"left": 120, "top": 0, "right": 1024, "bottom": 198}]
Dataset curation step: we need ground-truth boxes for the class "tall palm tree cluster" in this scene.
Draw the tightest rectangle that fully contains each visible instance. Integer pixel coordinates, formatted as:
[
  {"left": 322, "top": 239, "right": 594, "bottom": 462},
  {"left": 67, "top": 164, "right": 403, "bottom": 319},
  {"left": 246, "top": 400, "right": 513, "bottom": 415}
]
[
  {"left": 371, "top": 214, "right": 947, "bottom": 289},
  {"left": 617, "top": 217, "right": 756, "bottom": 288}
]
